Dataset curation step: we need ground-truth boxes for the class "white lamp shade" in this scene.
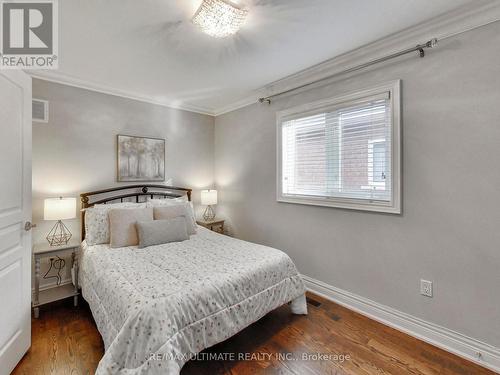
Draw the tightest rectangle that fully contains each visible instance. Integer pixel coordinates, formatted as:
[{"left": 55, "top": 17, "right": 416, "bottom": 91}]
[
  {"left": 201, "top": 190, "right": 217, "bottom": 205},
  {"left": 44, "top": 197, "right": 76, "bottom": 220}
]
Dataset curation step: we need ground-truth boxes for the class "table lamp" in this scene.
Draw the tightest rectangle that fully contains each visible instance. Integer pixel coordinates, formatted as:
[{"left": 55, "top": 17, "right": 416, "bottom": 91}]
[
  {"left": 44, "top": 197, "right": 76, "bottom": 246},
  {"left": 201, "top": 189, "right": 217, "bottom": 221}
]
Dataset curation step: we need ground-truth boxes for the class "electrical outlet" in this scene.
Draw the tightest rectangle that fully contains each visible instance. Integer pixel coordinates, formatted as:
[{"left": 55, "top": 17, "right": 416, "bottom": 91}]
[{"left": 420, "top": 279, "right": 433, "bottom": 297}]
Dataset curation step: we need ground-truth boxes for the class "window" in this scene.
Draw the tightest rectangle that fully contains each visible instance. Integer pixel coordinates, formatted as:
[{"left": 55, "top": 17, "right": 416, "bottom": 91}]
[{"left": 277, "top": 81, "right": 401, "bottom": 213}]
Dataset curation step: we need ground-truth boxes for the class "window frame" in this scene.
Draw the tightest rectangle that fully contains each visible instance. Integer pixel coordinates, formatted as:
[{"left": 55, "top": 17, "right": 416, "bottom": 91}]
[{"left": 276, "top": 80, "right": 401, "bottom": 214}]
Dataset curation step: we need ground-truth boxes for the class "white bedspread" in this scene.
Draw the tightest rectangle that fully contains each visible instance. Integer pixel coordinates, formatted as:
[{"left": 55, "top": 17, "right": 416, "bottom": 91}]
[{"left": 80, "top": 226, "right": 307, "bottom": 374}]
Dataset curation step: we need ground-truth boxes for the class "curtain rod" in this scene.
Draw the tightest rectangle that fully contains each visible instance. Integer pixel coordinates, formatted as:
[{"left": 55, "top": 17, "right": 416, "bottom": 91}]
[{"left": 258, "top": 38, "right": 438, "bottom": 104}]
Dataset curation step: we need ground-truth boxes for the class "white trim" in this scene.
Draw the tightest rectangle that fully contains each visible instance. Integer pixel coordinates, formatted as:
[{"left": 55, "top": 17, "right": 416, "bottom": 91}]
[
  {"left": 276, "top": 80, "right": 401, "bottom": 214},
  {"left": 215, "top": 0, "right": 500, "bottom": 115},
  {"left": 28, "top": 71, "right": 216, "bottom": 116},
  {"left": 302, "top": 274, "right": 500, "bottom": 373},
  {"left": 26, "top": 1, "right": 500, "bottom": 117},
  {"left": 213, "top": 96, "right": 257, "bottom": 116}
]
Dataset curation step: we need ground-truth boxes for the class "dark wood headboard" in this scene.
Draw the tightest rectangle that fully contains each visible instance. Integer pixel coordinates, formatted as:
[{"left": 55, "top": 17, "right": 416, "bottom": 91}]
[{"left": 80, "top": 185, "right": 192, "bottom": 240}]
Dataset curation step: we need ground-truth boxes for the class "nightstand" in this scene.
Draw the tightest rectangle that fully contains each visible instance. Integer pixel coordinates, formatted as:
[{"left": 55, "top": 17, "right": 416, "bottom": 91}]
[
  {"left": 197, "top": 219, "right": 224, "bottom": 234},
  {"left": 32, "top": 239, "right": 80, "bottom": 318}
]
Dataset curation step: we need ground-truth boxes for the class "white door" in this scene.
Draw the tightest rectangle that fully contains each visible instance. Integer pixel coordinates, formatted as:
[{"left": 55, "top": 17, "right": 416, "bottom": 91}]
[{"left": 0, "top": 70, "right": 32, "bottom": 375}]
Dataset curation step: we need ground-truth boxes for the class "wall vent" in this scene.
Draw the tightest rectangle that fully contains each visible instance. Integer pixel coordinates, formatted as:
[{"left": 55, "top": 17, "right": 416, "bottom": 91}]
[{"left": 32, "top": 99, "right": 49, "bottom": 123}]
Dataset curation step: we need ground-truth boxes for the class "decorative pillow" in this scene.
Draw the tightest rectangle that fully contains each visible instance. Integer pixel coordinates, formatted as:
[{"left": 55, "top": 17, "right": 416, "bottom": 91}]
[
  {"left": 108, "top": 207, "right": 153, "bottom": 248},
  {"left": 84, "top": 202, "right": 146, "bottom": 245},
  {"left": 147, "top": 196, "right": 187, "bottom": 203},
  {"left": 147, "top": 199, "right": 196, "bottom": 230},
  {"left": 136, "top": 218, "right": 189, "bottom": 248},
  {"left": 153, "top": 206, "right": 196, "bottom": 235}
]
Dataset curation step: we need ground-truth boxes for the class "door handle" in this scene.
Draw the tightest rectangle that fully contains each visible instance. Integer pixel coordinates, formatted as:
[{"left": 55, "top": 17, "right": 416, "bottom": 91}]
[{"left": 24, "top": 221, "right": 37, "bottom": 231}]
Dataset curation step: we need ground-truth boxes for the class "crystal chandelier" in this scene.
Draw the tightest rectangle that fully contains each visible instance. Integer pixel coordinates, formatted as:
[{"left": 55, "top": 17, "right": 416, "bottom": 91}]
[{"left": 192, "top": 0, "right": 248, "bottom": 38}]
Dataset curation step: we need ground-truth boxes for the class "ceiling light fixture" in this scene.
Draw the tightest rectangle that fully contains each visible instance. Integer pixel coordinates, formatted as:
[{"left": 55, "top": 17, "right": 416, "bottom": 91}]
[{"left": 192, "top": 0, "right": 248, "bottom": 38}]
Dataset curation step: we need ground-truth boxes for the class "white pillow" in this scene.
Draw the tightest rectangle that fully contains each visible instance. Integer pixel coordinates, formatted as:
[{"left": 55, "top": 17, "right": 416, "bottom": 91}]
[
  {"left": 84, "top": 202, "right": 146, "bottom": 245},
  {"left": 147, "top": 196, "right": 188, "bottom": 205},
  {"left": 146, "top": 198, "right": 196, "bottom": 229}
]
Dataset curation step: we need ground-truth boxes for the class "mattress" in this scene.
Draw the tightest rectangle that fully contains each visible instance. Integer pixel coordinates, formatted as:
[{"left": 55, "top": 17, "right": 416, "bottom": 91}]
[{"left": 79, "top": 226, "right": 307, "bottom": 374}]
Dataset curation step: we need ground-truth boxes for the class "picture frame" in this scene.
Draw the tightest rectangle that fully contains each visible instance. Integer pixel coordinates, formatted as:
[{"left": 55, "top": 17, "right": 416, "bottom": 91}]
[{"left": 117, "top": 134, "right": 165, "bottom": 182}]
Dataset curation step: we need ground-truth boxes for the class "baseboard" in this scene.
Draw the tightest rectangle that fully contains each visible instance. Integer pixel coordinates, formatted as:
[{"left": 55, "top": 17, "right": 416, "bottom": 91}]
[{"left": 301, "top": 274, "right": 500, "bottom": 373}]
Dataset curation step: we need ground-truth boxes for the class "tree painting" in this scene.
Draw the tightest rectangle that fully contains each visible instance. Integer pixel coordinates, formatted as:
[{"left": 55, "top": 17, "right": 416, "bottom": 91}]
[{"left": 117, "top": 135, "right": 165, "bottom": 181}]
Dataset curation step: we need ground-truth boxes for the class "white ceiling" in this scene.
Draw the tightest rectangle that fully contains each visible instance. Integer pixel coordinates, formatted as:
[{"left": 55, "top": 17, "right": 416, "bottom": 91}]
[{"left": 40, "top": 0, "right": 473, "bottom": 114}]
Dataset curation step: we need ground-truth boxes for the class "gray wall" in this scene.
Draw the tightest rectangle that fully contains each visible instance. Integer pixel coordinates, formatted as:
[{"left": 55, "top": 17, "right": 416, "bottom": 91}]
[
  {"left": 32, "top": 79, "right": 214, "bottom": 285},
  {"left": 214, "top": 22, "right": 500, "bottom": 348}
]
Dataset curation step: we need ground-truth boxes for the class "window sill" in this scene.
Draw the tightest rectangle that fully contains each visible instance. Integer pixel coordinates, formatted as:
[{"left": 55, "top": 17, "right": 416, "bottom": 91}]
[{"left": 277, "top": 195, "right": 401, "bottom": 214}]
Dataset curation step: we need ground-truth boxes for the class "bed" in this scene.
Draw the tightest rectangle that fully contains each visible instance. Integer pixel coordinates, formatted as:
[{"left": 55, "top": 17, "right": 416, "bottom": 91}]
[{"left": 79, "top": 185, "right": 307, "bottom": 375}]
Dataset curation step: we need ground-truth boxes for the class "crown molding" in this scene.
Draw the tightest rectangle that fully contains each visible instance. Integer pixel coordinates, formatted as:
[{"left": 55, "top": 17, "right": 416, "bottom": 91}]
[
  {"left": 28, "top": 71, "right": 216, "bottom": 116},
  {"left": 214, "top": 0, "right": 500, "bottom": 116},
  {"left": 213, "top": 96, "right": 257, "bottom": 116},
  {"left": 28, "top": 1, "right": 500, "bottom": 117}
]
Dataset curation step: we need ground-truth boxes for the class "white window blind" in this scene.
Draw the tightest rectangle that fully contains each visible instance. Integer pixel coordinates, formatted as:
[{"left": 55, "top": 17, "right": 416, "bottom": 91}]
[{"left": 278, "top": 81, "right": 401, "bottom": 213}]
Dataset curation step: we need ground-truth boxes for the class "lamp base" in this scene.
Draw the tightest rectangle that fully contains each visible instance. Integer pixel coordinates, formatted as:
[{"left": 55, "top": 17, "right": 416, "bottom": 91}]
[
  {"left": 46, "top": 220, "right": 72, "bottom": 246},
  {"left": 203, "top": 205, "right": 216, "bottom": 221}
]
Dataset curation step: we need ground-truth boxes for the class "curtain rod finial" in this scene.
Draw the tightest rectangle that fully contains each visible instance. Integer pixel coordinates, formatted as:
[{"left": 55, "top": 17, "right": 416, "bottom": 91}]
[{"left": 427, "top": 38, "right": 438, "bottom": 48}]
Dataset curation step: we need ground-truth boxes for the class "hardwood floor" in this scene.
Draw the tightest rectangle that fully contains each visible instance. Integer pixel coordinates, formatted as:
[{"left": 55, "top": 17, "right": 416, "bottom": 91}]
[{"left": 13, "top": 293, "right": 495, "bottom": 375}]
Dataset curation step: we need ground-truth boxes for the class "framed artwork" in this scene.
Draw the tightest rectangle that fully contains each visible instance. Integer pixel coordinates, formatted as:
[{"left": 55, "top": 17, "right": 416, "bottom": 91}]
[{"left": 117, "top": 135, "right": 165, "bottom": 182}]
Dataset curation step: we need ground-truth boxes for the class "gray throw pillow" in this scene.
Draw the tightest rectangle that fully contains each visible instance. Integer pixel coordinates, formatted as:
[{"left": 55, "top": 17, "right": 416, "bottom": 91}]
[{"left": 136, "top": 217, "right": 189, "bottom": 248}]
